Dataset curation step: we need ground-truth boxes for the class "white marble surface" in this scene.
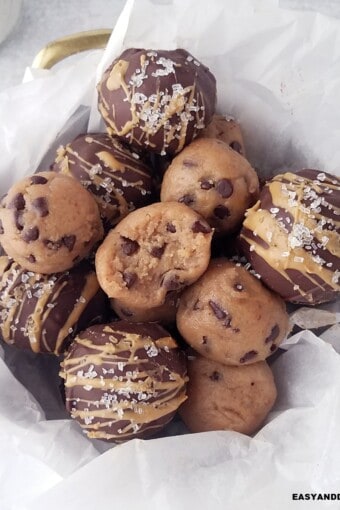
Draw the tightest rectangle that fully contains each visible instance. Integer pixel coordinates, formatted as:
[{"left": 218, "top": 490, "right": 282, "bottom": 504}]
[{"left": 0, "top": 0, "right": 125, "bottom": 92}]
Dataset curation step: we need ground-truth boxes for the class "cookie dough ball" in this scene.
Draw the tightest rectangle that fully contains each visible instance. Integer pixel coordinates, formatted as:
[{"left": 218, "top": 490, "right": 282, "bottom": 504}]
[
  {"left": 0, "top": 172, "right": 103, "bottom": 274},
  {"left": 160, "top": 138, "right": 259, "bottom": 235},
  {"left": 240, "top": 170, "right": 340, "bottom": 305},
  {"left": 97, "top": 48, "right": 216, "bottom": 155},
  {"left": 60, "top": 321, "right": 188, "bottom": 441},
  {"left": 0, "top": 256, "right": 108, "bottom": 354},
  {"left": 177, "top": 259, "right": 289, "bottom": 366},
  {"left": 96, "top": 202, "right": 213, "bottom": 308},
  {"left": 111, "top": 291, "right": 180, "bottom": 324},
  {"left": 53, "top": 133, "right": 153, "bottom": 228},
  {"left": 200, "top": 115, "right": 246, "bottom": 156},
  {"left": 179, "top": 355, "right": 277, "bottom": 435}
]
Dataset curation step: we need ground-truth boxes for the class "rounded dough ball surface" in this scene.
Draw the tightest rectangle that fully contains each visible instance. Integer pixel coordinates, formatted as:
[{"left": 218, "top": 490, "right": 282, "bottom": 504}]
[
  {"left": 179, "top": 356, "right": 277, "bottom": 435},
  {"left": 160, "top": 138, "right": 259, "bottom": 235},
  {"left": 177, "top": 259, "right": 289, "bottom": 366},
  {"left": 0, "top": 172, "right": 103, "bottom": 274}
]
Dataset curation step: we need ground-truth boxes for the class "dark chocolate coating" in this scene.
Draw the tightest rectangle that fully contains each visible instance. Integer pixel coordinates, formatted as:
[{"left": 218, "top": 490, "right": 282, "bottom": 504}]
[
  {"left": 240, "top": 170, "right": 340, "bottom": 305},
  {"left": 53, "top": 133, "right": 153, "bottom": 228},
  {"left": 60, "top": 321, "right": 187, "bottom": 442},
  {"left": 0, "top": 256, "right": 108, "bottom": 354},
  {"left": 97, "top": 48, "right": 216, "bottom": 155}
]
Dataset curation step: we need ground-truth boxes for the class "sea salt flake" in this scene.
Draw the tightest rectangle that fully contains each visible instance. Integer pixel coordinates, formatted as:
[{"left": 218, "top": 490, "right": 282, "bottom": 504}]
[
  {"left": 294, "top": 256, "right": 304, "bottom": 263},
  {"left": 317, "top": 172, "right": 326, "bottom": 181},
  {"left": 270, "top": 207, "right": 279, "bottom": 214}
]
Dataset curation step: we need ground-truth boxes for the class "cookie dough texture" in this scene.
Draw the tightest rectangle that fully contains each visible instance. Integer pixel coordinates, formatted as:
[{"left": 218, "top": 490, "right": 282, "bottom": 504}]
[
  {"left": 95, "top": 202, "right": 213, "bottom": 308},
  {"left": 177, "top": 259, "right": 289, "bottom": 366},
  {"left": 111, "top": 291, "right": 180, "bottom": 324},
  {"left": 200, "top": 115, "right": 246, "bottom": 156},
  {"left": 240, "top": 169, "right": 340, "bottom": 305},
  {"left": 0, "top": 256, "right": 107, "bottom": 354},
  {"left": 0, "top": 172, "right": 103, "bottom": 274},
  {"left": 60, "top": 321, "right": 188, "bottom": 442},
  {"left": 53, "top": 133, "right": 153, "bottom": 228},
  {"left": 97, "top": 48, "right": 216, "bottom": 155},
  {"left": 160, "top": 138, "right": 259, "bottom": 235},
  {"left": 179, "top": 355, "right": 277, "bottom": 435}
]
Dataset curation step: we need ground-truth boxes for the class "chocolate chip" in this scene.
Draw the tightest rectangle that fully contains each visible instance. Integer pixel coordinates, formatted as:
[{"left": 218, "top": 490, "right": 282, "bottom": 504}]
[
  {"left": 0, "top": 220, "right": 3, "bottom": 234},
  {"left": 239, "top": 350, "right": 258, "bottom": 363},
  {"left": 62, "top": 235, "right": 76, "bottom": 251},
  {"left": 270, "top": 344, "right": 277, "bottom": 352},
  {"left": 32, "top": 197, "right": 49, "bottom": 217},
  {"left": 233, "top": 283, "right": 244, "bottom": 291},
  {"left": 265, "top": 324, "right": 280, "bottom": 344},
  {"left": 209, "top": 300, "right": 227, "bottom": 320},
  {"left": 209, "top": 371, "right": 221, "bottom": 381},
  {"left": 230, "top": 141, "right": 242, "bottom": 154},
  {"left": 31, "top": 176, "right": 48, "bottom": 185},
  {"left": 202, "top": 335, "right": 208, "bottom": 344},
  {"left": 43, "top": 239, "right": 62, "bottom": 251},
  {"left": 183, "top": 159, "right": 198, "bottom": 167},
  {"left": 251, "top": 382, "right": 255, "bottom": 386},
  {"left": 120, "top": 308, "right": 133, "bottom": 317},
  {"left": 9, "top": 193, "right": 25, "bottom": 210},
  {"left": 27, "top": 254, "right": 36, "bottom": 263},
  {"left": 191, "top": 220, "right": 212, "bottom": 234},
  {"left": 200, "top": 180, "right": 214, "bottom": 190},
  {"left": 214, "top": 205, "right": 230, "bottom": 219},
  {"left": 216, "top": 179, "right": 233, "bottom": 198},
  {"left": 178, "top": 194, "right": 194, "bottom": 205},
  {"left": 150, "top": 244, "right": 166, "bottom": 258},
  {"left": 14, "top": 210, "right": 25, "bottom": 230},
  {"left": 121, "top": 236, "right": 140, "bottom": 255},
  {"left": 162, "top": 275, "right": 182, "bottom": 291},
  {"left": 122, "top": 271, "right": 137, "bottom": 289},
  {"left": 166, "top": 223, "right": 176, "bottom": 233},
  {"left": 22, "top": 226, "right": 39, "bottom": 242},
  {"left": 232, "top": 328, "right": 240, "bottom": 333},
  {"left": 193, "top": 299, "right": 200, "bottom": 311}
]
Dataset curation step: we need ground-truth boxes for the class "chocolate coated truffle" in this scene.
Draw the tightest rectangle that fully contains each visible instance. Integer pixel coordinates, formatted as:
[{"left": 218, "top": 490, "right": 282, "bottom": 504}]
[
  {"left": 0, "top": 256, "right": 108, "bottom": 354},
  {"left": 97, "top": 48, "right": 216, "bottom": 155},
  {"left": 53, "top": 133, "right": 153, "bottom": 228},
  {"left": 240, "top": 170, "right": 340, "bottom": 304},
  {"left": 0, "top": 171, "right": 103, "bottom": 274},
  {"left": 60, "top": 321, "right": 187, "bottom": 441}
]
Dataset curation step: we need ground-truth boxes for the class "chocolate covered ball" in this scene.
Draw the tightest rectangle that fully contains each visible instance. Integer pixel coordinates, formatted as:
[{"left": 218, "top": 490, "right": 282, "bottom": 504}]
[
  {"left": 240, "top": 170, "right": 340, "bottom": 305},
  {"left": 60, "top": 321, "right": 188, "bottom": 442},
  {"left": 53, "top": 133, "right": 153, "bottom": 228},
  {"left": 0, "top": 256, "right": 108, "bottom": 354},
  {"left": 0, "top": 171, "right": 103, "bottom": 274},
  {"left": 97, "top": 48, "right": 216, "bottom": 155}
]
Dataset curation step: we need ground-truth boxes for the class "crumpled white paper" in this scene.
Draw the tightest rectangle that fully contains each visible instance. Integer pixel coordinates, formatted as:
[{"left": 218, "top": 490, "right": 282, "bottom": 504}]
[{"left": 0, "top": 0, "right": 339, "bottom": 509}]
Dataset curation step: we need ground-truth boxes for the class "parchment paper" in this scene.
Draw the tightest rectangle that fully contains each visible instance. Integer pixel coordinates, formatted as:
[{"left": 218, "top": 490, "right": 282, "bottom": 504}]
[{"left": 0, "top": 0, "right": 339, "bottom": 509}]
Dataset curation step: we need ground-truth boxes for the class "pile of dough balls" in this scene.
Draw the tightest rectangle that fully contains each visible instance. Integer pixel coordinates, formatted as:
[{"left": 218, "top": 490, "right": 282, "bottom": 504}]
[{"left": 1, "top": 46, "right": 339, "bottom": 443}]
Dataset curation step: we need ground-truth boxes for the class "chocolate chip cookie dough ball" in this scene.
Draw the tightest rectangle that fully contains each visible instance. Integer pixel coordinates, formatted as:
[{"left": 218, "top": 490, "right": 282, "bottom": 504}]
[
  {"left": 0, "top": 172, "right": 103, "bottom": 274},
  {"left": 96, "top": 202, "right": 213, "bottom": 308},
  {"left": 179, "top": 356, "right": 277, "bottom": 435},
  {"left": 240, "top": 170, "right": 340, "bottom": 305},
  {"left": 53, "top": 133, "right": 153, "bottom": 228},
  {"left": 97, "top": 48, "right": 216, "bottom": 155},
  {"left": 60, "top": 321, "right": 188, "bottom": 441},
  {"left": 200, "top": 115, "right": 246, "bottom": 156},
  {"left": 160, "top": 138, "right": 259, "bottom": 235},
  {"left": 177, "top": 259, "right": 289, "bottom": 366},
  {"left": 111, "top": 291, "right": 180, "bottom": 324},
  {"left": 0, "top": 256, "right": 108, "bottom": 354}
]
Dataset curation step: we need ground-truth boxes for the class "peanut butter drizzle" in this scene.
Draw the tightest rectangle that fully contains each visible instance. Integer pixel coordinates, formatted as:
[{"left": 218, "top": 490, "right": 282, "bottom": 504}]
[
  {"left": 241, "top": 172, "right": 340, "bottom": 298},
  {"left": 98, "top": 51, "right": 206, "bottom": 155},
  {"left": 60, "top": 328, "right": 188, "bottom": 440},
  {"left": 0, "top": 257, "right": 100, "bottom": 353}
]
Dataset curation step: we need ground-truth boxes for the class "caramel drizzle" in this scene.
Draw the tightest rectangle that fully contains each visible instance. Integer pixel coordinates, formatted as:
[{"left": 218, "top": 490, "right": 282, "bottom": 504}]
[
  {"left": 241, "top": 172, "right": 340, "bottom": 299},
  {"left": 0, "top": 257, "right": 100, "bottom": 353},
  {"left": 60, "top": 327, "right": 188, "bottom": 440},
  {"left": 98, "top": 52, "right": 206, "bottom": 155}
]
